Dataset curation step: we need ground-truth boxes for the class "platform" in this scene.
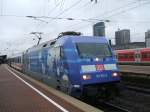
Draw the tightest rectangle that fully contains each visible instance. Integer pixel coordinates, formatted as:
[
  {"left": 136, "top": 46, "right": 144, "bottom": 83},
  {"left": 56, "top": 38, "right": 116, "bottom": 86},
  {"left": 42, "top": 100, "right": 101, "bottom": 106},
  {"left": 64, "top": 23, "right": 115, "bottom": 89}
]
[
  {"left": 119, "top": 65, "right": 150, "bottom": 75},
  {"left": 0, "top": 64, "right": 102, "bottom": 112}
]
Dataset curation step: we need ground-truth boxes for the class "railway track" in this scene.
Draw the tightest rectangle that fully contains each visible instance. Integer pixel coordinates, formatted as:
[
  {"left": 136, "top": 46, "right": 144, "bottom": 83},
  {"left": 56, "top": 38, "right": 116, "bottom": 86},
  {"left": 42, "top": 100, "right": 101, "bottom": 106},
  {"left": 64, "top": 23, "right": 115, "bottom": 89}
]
[
  {"left": 83, "top": 76, "right": 150, "bottom": 112},
  {"left": 120, "top": 71, "right": 150, "bottom": 90},
  {"left": 101, "top": 102, "right": 131, "bottom": 112},
  {"left": 120, "top": 71, "right": 150, "bottom": 95},
  {"left": 120, "top": 71, "right": 150, "bottom": 78},
  {"left": 126, "top": 85, "right": 150, "bottom": 95},
  {"left": 82, "top": 97, "right": 130, "bottom": 112}
]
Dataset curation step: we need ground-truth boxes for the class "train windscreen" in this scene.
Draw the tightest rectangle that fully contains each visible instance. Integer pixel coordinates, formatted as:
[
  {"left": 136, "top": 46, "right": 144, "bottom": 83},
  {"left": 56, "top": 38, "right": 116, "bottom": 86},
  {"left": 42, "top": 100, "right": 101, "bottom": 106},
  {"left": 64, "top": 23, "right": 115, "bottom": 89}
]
[{"left": 76, "top": 43, "right": 112, "bottom": 59}]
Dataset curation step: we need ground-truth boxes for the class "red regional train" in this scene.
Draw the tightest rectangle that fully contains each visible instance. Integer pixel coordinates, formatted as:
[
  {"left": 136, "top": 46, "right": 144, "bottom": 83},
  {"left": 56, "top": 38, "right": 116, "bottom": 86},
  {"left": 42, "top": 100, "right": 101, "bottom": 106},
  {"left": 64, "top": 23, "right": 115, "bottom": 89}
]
[{"left": 115, "top": 48, "right": 150, "bottom": 65}]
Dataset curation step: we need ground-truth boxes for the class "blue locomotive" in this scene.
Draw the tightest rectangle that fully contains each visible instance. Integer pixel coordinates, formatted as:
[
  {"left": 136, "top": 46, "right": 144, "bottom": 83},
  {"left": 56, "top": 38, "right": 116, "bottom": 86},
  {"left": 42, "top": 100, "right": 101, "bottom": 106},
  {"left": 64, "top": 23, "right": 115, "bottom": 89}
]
[{"left": 9, "top": 32, "right": 120, "bottom": 99}]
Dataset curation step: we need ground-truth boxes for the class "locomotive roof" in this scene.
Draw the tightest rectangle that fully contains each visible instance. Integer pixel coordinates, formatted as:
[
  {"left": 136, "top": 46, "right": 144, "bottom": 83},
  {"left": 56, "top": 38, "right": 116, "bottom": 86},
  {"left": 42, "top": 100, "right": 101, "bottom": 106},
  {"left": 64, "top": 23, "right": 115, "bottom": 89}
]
[{"left": 26, "top": 36, "right": 108, "bottom": 53}]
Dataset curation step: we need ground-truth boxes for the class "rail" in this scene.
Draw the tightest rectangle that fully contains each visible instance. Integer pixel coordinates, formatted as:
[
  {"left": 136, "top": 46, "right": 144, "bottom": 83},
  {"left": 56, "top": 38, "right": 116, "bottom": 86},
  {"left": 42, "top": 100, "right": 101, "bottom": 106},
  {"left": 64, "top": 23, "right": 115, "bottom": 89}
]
[
  {"left": 126, "top": 85, "right": 150, "bottom": 95},
  {"left": 120, "top": 71, "right": 150, "bottom": 77},
  {"left": 102, "top": 102, "right": 131, "bottom": 112}
]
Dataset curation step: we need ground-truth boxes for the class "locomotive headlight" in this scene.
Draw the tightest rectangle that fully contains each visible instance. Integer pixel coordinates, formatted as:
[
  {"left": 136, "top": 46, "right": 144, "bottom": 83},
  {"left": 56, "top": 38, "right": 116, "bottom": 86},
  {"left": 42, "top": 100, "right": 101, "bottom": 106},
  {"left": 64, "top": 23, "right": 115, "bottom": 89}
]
[
  {"left": 112, "top": 72, "right": 118, "bottom": 77},
  {"left": 95, "top": 57, "right": 99, "bottom": 61},
  {"left": 82, "top": 74, "right": 91, "bottom": 80}
]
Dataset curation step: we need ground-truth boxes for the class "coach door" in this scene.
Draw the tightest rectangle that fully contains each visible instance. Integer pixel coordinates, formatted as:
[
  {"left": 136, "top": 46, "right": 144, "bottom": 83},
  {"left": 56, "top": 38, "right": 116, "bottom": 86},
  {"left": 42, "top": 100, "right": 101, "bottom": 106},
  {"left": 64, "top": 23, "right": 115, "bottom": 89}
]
[
  {"left": 52, "top": 46, "right": 61, "bottom": 88},
  {"left": 54, "top": 47, "right": 61, "bottom": 77},
  {"left": 135, "top": 49, "right": 140, "bottom": 62},
  {"left": 54, "top": 46, "right": 67, "bottom": 91}
]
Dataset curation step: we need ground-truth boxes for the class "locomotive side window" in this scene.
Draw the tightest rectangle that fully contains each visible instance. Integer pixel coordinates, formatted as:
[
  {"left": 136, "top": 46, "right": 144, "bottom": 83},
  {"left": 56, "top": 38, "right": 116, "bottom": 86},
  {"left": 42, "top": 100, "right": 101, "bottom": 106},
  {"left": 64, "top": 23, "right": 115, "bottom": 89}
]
[{"left": 60, "top": 47, "right": 64, "bottom": 59}]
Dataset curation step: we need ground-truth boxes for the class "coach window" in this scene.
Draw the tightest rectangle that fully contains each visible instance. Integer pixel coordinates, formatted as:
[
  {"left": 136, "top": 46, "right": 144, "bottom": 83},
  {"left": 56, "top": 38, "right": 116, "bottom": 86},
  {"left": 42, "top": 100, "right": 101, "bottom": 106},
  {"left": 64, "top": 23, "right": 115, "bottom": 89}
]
[
  {"left": 128, "top": 54, "right": 132, "bottom": 58},
  {"left": 142, "top": 53, "right": 147, "bottom": 58},
  {"left": 147, "top": 52, "right": 150, "bottom": 59},
  {"left": 145, "top": 53, "right": 148, "bottom": 58},
  {"left": 129, "top": 54, "right": 132, "bottom": 58},
  {"left": 118, "top": 54, "right": 123, "bottom": 59},
  {"left": 124, "top": 54, "right": 128, "bottom": 58},
  {"left": 142, "top": 53, "right": 145, "bottom": 58},
  {"left": 146, "top": 53, "right": 148, "bottom": 59},
  {"left": 120, "top": 54, "right": 123, "bottom": 59}
]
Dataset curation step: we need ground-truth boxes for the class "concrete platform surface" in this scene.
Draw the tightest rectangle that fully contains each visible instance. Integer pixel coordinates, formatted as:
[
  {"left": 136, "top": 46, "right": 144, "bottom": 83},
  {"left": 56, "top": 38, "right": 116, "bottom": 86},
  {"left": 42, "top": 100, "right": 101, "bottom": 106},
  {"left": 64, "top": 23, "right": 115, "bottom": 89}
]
[
  {"left": 119, "top": 65, "right": 150, "bottom": 75},
  {"left": 0, "top": 64, "right": 102, "bottom": 112}
]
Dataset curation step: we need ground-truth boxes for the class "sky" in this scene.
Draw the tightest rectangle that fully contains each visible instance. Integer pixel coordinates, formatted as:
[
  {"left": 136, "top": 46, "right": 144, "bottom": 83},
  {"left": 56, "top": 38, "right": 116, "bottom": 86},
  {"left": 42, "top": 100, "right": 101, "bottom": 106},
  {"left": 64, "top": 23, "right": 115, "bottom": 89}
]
[{"left": 0, "top": 0, "right": 150, "bottom": 56}]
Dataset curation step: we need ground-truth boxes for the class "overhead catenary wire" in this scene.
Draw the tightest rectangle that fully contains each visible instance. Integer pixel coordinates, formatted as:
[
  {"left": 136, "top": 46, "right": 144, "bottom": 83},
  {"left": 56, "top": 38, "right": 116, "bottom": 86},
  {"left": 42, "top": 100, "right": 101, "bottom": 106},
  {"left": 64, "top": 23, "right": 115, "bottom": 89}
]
[
  {"left": 110, "top": 20, "right": 150, "bottom": 23},
  {"left": 46, "top": 0, "right": 83, "bottom": 25},
  {"left": 90, "top": 0, "right": 142, "bottom": 20},
  {"left": 0, "top": 14, "right": 106, "bottom": 23},
  {"left": 66, "top": 0, "right": 142, "bottom": 30},
  {"left": 71, "top": 0, "right": 150, "bottom": 31},
  {"left": 0, "top": 1, "right": 96, "bottom": 23},
  {"left": 64, "top": 0, "right": 100, "bottom": 29},
  {"left": 1, "top": 1, "right": 149, "bottom": 33},
  {"left": 54, "top": 0, "right": 83, "bottom": 18},
  {"left": 30, "top": 0, "right": 150, "bottom": 33},
  {"left": 35, "top": 0, "right": 93, "bottom": 35},
  {"left": 0, "top": 0, "right": 3, "bottom": 16},
  {"left": 60, "top": 0, "right": 92, "bottom": 18},
  {"left": 32, "top": 0, "right": 92, "bottom": 32},
  {"left": 1, "top": 0, "right": 150, "bottom": 24},
  {"left": 59, "top": 0, "right": 66, "bottom": 11},
  {"left": 0, "top": 14, "right": 25, "bottom": 17},
  {"left": 48, "top": 0, "right": 64, "bottom": 16},
  {"left": 104, "top": 0, "right": 150, "bottom": 19}
]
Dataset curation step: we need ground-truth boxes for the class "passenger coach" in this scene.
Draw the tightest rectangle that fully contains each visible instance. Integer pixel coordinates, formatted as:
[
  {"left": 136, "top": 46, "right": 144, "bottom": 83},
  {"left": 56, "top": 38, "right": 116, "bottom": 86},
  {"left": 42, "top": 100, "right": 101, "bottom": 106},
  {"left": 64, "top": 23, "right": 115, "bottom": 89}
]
[{"left": 116, "top": 48, "right": 150, "bottom": 65}]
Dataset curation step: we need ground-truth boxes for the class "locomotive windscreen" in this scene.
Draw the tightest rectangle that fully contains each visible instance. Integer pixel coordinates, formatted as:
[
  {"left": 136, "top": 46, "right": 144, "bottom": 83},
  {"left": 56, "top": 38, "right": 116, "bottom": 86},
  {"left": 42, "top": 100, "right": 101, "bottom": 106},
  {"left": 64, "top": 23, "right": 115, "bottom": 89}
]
[{"left": 76, "top": 43, "right": 112, "bottom": 59}]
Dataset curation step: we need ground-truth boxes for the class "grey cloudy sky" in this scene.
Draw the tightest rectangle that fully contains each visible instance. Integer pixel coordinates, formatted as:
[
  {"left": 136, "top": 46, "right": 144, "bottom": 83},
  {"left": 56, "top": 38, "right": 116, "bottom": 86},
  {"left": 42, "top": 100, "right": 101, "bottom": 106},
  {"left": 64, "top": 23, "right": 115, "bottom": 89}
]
[{"left": 0, "top": 0, "right": 150, "bottom": 56}]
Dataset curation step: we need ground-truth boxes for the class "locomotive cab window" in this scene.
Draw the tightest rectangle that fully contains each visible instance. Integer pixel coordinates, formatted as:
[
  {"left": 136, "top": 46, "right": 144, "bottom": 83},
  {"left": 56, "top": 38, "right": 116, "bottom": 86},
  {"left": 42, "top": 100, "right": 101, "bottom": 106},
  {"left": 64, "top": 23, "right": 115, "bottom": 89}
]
[{"left": 76, "top": 43, "right": 112, "bottom": 59}]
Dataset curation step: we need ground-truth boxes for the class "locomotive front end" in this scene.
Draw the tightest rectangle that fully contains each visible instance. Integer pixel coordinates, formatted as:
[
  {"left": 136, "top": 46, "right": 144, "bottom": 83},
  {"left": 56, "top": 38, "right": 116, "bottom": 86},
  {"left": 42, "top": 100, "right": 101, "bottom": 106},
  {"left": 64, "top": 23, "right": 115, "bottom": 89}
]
[{"left": 73, "top": 37, "right": 120, "bottom": 99}]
